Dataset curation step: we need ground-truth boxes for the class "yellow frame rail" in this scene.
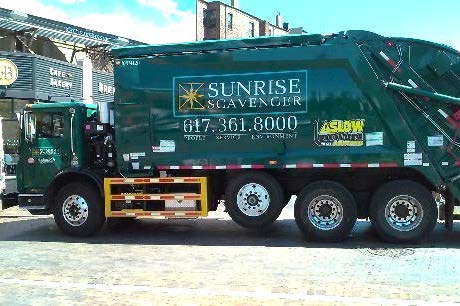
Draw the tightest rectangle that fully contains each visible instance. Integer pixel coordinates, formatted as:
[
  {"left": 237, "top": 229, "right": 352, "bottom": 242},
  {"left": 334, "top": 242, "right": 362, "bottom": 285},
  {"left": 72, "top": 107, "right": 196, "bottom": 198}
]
[{"left": 104, "top": 177, "right": 208, "bottom": 218}]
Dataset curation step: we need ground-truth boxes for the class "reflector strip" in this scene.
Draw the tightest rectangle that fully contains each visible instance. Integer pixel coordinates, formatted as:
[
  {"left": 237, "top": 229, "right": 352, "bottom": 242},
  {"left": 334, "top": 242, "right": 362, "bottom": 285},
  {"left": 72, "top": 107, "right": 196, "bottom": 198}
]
[
  {"left": 378, "top": 163, "right": 399, "bottom": 168},
  {"left": 110, "top": 194, "right": 201, "bottom": 201},
  {"left": 160, "top": 163, "right": 401, "bottom": 170},
  {"left": 157, "top": 164, "right": 265, "bottom": 170},
  {"left": 379, "top": 51, "right": 390, "bottom": 61},
  {"left": 201, "top": 165, "right": 216, "bottom": 170},
  {"left": 109, "top": 211, "right": 202, "bottom": 217},
  {"left": 284, "top": 163, "right": 312, "bottom": 169},
  {"left": 159, "top": 178, "right": 175, "bottom": 183},
  {"left": 323, "top": 164, "right": 340, "bottom": 169},
  {"left": 183, "top": 178, "right": 200, "bottom": 183},
  {"left": 408, "top": 79, "right": 419, "bottom": 88},
  {"left": 283, "top": 163, "right": 399, "bottom": 169},
  {"left": 379, "top": 51, "right": 402, "bottom": 73},
  {"left": 108, "top": 177, "right": 202, "bottom": 184},
  {"left": 134, "top": 178, "right": 151, "bottom": 183},
  {"left": 226, "top": 164, "right": 243, "bottom": 170},
  {"left": 110, "top": 179, "right": 125, "bottom": 183},
  {"left": 438, "top": 109, "right": 449, "bottom": 118},
  {"left": 350, "top": 163, "right": 369, "bottom": 168},
  {"left": 111, "top": 195, "right": 125, "bottom": 200},
  {"left": 407, "top": 79, "right": 429, "bottom": 102}
]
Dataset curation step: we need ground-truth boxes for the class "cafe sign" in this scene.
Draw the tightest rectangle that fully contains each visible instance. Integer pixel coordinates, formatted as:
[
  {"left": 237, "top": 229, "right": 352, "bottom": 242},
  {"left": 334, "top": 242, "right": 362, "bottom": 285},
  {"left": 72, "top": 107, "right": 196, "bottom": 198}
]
[{"left": 0, "top": 58, "right": 18, "bottom": 86}]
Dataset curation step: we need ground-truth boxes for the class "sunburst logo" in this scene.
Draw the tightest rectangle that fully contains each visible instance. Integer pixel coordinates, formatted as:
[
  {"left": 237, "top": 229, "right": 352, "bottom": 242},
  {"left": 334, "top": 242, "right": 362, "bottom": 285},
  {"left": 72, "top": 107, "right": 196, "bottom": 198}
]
[{"left": 178, "top": 82, "right": 205, "bottom": 110}]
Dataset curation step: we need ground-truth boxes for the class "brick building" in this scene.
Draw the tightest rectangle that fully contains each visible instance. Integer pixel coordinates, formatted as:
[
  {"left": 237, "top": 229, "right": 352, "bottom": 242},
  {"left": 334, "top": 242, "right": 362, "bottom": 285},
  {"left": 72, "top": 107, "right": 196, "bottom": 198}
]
[{"left": 196, "top": 0, "right": 290, "bottom": 41}]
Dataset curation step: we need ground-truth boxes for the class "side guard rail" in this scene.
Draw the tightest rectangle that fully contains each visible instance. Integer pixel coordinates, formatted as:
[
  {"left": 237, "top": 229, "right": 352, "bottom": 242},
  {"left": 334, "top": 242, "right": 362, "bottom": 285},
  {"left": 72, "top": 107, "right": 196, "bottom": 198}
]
[{"left": 385, "top": 82, "right": 460, "bottom": 106}]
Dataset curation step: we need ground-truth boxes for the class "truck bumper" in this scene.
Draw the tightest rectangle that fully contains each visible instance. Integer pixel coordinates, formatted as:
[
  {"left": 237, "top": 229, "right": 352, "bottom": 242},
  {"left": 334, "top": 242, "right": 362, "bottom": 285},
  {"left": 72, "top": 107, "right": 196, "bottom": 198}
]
[
  {"left": 1, "top": 192, "right": 18, "bottom": 210},
  {"left": 18, "top": 194, "right": 50, "bottom": 214}
]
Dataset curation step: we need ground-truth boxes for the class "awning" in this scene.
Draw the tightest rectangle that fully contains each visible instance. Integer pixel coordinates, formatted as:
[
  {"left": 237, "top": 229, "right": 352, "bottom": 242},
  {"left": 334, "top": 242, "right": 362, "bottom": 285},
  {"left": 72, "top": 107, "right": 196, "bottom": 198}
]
[{"left": 0, "top": 7, "right": 145, "bottom": 50}]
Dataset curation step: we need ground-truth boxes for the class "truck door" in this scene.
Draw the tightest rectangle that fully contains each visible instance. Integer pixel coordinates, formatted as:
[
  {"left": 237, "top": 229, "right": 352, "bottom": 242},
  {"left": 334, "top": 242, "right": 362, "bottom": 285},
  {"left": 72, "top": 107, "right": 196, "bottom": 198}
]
[{"left": 21, "top": 111, "right": 70, "bottom": 189}]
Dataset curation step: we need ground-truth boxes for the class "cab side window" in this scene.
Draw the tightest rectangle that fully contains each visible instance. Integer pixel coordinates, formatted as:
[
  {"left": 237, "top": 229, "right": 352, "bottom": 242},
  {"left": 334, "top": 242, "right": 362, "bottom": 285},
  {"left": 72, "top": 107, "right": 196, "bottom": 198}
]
[
  {"left": 25, "top": 112, "right": 36, "bottom": 141},
  {"left": 36, "top": 113, "right": 64, "bottom": 138}
]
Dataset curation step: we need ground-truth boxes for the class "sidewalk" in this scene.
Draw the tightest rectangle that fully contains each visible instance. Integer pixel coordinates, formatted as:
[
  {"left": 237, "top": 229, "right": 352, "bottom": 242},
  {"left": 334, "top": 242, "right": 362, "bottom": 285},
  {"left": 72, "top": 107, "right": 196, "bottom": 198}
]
[{"left": 0, "top": 205, "right": 32, "bottom": 218}]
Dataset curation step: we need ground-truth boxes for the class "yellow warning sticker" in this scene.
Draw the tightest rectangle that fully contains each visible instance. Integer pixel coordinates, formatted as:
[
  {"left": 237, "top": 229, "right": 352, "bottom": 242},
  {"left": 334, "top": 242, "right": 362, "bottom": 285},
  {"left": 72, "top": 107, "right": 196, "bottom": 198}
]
[{"left": 315, "top": 119, "right": 365, "bottom": 147}]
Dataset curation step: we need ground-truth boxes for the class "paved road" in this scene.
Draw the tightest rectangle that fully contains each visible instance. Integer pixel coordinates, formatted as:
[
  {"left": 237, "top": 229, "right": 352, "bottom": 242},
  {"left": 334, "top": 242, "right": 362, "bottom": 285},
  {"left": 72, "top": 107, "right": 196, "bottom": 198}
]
[{"left": 0, "top": 203, "right": 460, "bottom": 305}]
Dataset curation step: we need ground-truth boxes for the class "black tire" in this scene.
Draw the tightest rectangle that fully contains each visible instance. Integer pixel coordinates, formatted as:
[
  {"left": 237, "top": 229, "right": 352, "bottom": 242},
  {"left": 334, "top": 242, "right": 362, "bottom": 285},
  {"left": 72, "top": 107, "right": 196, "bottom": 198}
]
[
  {"left": 369, "top": 180, "right": 437, "bottom": 243},
  {"left": 294, "top": 181, "right": 357, "bottom": 242},
  {"left": 225, "top": 172, "right": 284, "bottom": 228},
  {"left": 53, "top": 182, "right": 105, "bottom": 237}
]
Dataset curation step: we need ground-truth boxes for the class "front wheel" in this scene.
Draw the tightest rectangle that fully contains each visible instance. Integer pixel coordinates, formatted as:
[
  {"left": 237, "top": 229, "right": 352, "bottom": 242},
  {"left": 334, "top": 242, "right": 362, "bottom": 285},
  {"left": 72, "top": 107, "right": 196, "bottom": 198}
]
[
  {"left": 53, "top": 182, "right": 105, "bottom": 237},
  {"left": 369, "top": 180, "right": 437, "bottom": 243},
  {"left": 225, "top": 172, "right": 284, "bottom": 229}
]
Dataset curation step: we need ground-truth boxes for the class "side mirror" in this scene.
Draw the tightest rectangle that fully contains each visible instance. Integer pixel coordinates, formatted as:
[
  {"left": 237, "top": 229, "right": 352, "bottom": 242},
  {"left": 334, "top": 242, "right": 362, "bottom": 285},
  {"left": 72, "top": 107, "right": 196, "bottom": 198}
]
[
  {"left": 24, "top": 112, "right": 36, "bottom": 143},
  {"left": 25, "top": 128, "right": 35, "bottom": 143},
  {"left": 28, "top": 131, "right": 36, "bottom": 143}
]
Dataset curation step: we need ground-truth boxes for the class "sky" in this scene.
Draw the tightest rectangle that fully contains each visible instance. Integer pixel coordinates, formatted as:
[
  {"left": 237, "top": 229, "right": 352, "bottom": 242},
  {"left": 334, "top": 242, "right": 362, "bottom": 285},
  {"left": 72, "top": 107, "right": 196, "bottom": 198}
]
[{"left": 0, "top": 0, "right": 458, "bottom": 50}]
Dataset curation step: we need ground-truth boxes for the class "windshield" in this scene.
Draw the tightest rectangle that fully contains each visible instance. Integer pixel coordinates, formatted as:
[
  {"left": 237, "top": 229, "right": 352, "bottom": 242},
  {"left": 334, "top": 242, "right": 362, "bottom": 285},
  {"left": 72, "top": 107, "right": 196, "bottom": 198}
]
[{"left": 24, "top": 112, "right": 64, "bottom": 140}]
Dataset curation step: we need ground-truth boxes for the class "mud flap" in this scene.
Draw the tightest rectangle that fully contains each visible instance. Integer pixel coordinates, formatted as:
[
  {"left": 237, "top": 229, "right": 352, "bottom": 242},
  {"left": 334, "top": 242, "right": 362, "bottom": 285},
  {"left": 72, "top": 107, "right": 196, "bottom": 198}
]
[{"left": 1, "top": 193, "right": 18, "bottom": 210}]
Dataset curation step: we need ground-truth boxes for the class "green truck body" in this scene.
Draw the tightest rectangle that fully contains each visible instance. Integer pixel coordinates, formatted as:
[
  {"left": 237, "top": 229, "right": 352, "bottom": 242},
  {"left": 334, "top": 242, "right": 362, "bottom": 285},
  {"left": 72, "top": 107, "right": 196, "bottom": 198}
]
[{"left": 16, "top": 31, "right": 460, "bottom": 242}]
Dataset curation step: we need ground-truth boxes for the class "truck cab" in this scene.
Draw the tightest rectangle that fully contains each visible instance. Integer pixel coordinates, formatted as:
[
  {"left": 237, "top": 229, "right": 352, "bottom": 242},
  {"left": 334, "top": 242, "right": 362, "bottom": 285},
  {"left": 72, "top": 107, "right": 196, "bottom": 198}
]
[{"left": 17, "top": 102, "right": 97, "bottom": 214}]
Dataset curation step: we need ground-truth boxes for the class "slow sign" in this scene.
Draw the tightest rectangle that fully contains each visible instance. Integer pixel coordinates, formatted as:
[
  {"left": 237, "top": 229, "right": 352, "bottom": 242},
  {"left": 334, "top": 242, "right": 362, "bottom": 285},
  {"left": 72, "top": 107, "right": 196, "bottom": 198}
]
[{"left": 0, "top": 58, "right": 18, "bottom": 86}]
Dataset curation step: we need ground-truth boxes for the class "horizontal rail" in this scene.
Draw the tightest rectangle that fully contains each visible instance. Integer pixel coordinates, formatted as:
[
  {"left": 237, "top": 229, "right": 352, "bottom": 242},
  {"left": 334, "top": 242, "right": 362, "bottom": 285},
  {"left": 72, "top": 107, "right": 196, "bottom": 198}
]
[
  {"left": 110, "top": 211, "right": 202, "bottom": 218},
  {"left": 110, "top": 193, "right": 201, "bottom": 201},
  {"left": 107, "top": 177, "right": 202, "bottom": 184}
]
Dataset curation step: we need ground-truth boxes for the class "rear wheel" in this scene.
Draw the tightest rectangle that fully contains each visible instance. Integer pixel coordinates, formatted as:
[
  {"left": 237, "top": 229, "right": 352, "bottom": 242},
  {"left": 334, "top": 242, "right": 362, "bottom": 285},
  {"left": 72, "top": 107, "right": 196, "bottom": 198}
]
[
  {"left": 369, "top": 180, "right": 437, "bottom": 243},
  {"left": 53, "top": 182, "right": 105, "bottom": 237},
  {"left": 225, "top": 172, "right": 284, "bottom": 228},
  {"left": 294, "top": 181, "right": 357, "bottom": 242}
]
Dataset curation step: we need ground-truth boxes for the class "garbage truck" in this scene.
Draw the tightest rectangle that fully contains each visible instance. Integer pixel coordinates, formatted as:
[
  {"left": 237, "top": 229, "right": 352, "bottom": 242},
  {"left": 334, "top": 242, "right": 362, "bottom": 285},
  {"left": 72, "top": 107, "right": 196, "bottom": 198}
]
[{"left": 16, "top": 30, "right": 460, "bottom": 243}]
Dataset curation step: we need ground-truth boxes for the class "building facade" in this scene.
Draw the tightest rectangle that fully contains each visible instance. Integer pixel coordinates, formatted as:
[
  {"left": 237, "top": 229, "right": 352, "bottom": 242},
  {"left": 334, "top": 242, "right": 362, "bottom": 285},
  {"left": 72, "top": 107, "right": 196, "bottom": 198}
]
[
  {"left": 0, "top": 8, "right": 141, "bottom": 174},
  {"left": 196, "top": 0, "right": 289, "bottom": 41}
]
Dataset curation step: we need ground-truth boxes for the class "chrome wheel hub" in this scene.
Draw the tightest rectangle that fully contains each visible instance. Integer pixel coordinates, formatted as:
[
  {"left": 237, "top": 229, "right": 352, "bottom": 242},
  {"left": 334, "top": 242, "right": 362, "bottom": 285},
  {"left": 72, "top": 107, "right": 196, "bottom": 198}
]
[
  {"left": 62, "top": 195, "right": 89, "bottom": 227},
  {"left": 308, "top": 195, "right": 343, "bottom": 230},
  {"left": 237, "top": 183, "right": 270, "bottom": 217},
  {"left": 385, "top": 195, "right": 423, "bottom": 232}
]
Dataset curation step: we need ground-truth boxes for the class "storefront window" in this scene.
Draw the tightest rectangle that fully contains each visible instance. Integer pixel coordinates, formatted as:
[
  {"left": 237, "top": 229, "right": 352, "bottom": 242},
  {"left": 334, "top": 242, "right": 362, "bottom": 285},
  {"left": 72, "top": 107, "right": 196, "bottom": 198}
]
[
  {"left": 0, "top": 98, "right": 25, "bottom": 159},
  {"left": 0, "top": 99, "right": 26, "bottom": 118}
]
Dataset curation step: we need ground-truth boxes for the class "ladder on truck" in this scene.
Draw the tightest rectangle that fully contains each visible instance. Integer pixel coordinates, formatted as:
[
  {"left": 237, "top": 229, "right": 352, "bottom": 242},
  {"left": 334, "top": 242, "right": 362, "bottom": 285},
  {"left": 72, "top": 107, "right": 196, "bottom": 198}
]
[{"left": 104, "top": 177, "right": 208, "bottom": 218}]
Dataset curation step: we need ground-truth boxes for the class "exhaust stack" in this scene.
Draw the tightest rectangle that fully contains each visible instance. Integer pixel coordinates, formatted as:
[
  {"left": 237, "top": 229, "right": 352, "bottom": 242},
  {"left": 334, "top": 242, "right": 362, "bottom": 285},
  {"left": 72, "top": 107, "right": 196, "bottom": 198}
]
[{"left": 97, "top": 101, "right": 114, "bottom": 125}]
